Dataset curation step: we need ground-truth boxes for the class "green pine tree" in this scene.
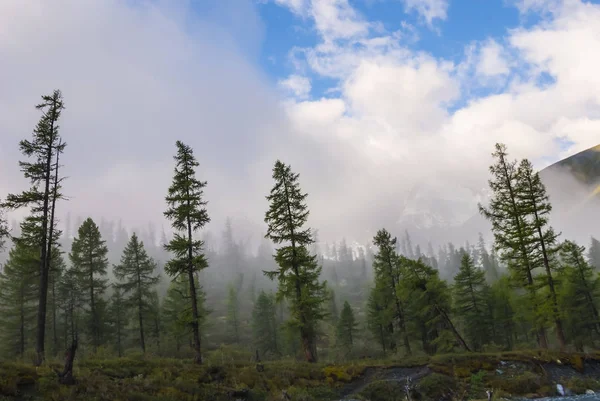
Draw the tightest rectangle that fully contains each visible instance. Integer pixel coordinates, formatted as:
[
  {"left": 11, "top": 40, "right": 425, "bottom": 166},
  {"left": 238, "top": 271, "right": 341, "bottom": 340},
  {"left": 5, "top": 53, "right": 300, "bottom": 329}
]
[
  {"left": 328, "top": 287, "right": 339, "bottom": 324},
  {"left": 488, "top": 276, "right": 516, "bottom": 350},
  {"left": 559, "top": 240, "right": 600, "bottom": 349},
  {"left": 226, "top": 285, "right": 241, "bottom": 343},
  {"left": 479, "top": 143, "right": 548, "bottom": 348},
  {"left": 57, "top": 267, "right": 82, "bottom": 350},
  {"left": 48, "top": 248, "right": 66, "bottom": 357},
  {"left": 453, "top": 253, "right": 492, "bottom": 351},
  {"left": 252, "top": 291, "right": 279, "bottom": 358},
  {"left": 372, "top": 229, "right": 411, "bottom": 354},
  {"left": 366, "top": 284, "right": 394, "bottom": 356},
  {"left": 0, "top": 238, "right": 39, "bottom": 358},
  {"left": 164, "top": 141, "right": 211, "bottom": 364},
  {"left": 516, "top": 159, "right": 566, "bottom": 348},
  {"left": 113, "top": 233, "right": 160, "bottom": 353},
  {"left": 263, "top": 160, "right": 327, "bottom": 363},
  {"left": 108, "top": 286, "right": 127, "bottom": 357},
  {"left": 69, "top": 218, "right": 109, "bottom": 352},
  {"left": 2, "top": 90, "right": 67, "bottom": 364},
  {"left": 336, "top": 301, "right": 358, "bottom": 351}
]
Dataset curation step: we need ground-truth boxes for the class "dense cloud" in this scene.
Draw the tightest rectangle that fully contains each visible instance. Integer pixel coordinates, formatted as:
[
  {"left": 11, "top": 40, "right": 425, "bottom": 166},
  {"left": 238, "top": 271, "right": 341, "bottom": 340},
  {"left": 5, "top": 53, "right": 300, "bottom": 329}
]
[{"left": 0, "top": 0, "right": 599, "bottom": 252}]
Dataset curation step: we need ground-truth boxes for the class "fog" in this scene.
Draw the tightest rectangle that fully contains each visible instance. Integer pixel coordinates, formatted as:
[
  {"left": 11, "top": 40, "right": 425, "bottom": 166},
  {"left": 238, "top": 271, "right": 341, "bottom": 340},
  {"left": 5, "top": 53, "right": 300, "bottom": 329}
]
[{"left": 1, "top": 0, "right": 600, "bottom": 267}]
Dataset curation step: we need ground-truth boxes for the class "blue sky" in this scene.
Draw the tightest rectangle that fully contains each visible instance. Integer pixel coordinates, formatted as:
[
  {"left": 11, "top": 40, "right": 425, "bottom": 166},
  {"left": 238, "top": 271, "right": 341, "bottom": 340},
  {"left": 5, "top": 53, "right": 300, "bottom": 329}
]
[{"left": 254, "top": 0, "right": 557, "bottom": 99}]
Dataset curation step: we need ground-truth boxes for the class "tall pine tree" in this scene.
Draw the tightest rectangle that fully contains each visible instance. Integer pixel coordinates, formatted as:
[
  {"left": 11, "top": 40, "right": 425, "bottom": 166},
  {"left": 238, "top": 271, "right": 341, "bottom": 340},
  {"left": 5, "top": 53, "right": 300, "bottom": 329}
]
[
  {"left": 252, "top": 291, "right": 279, "bottom": 358},
  {"left": 69, "top": 218, "right": 109, "bottom": 352},
  {"left": 372, "top": 229, "right": 411, "bottom": 354},
  {"left": 517, "top": 159, "right": 566, "bottom": 348},
  {"left": 164, "top": 141, "right": 210, "bottom": 364},
  {"left": 479, "top": 143, "right": 547, "bottom": 348},
  {"left": 226, "top": 285, "right": 241, "bottom": 343},
  {"left": 2, "top": 90, "right": 67, "bottom": 364},
  {"left": 263, "top": 160, "right": 327, "bottom": 363},
  {"left": 336, "top": 301, "right": 358, "bottom": 351},
  {"left": 453, "top": 253, "right": 491, "bottom": 351},
  {"left": 113, "top": 233, "right": 160, "bottom": 353},
  {"left": 108, "top": 286, "right": 127, "bottom": 357}
]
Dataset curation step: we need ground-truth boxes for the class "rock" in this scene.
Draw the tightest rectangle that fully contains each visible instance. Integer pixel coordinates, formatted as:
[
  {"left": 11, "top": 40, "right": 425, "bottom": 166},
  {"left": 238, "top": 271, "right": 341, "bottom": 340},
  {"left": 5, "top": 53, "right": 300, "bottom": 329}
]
[
  {"left": 557, "top": 359, "right": 563, "bottom": 365},
  {"left": 496, "top": 369, "right": 504, "bottom": 375},
  {"left": 587, "top": 390, "right": 596, "bottom": 395},
  {"left": 556, "top": 383, "right": 565, "bottom": 396}
]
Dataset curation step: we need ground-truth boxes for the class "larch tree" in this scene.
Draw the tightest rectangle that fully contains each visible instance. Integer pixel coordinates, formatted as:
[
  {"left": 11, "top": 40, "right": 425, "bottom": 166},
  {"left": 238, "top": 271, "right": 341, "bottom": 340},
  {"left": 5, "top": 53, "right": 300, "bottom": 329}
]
[
  {"left": 252, "top": 291, "right": 279, "bottom": 358},
  {"left": 559, "top": 240, "right": 600, "bottom": 349},
  {"left": 57, "top": 267, "right": 82, "bottom": 349},
  {"left": 263, "top": 160, "right": 327, "bottom": 363},
  {"left": 366, "top": 284, "right": 393, "bottom": 356},
  {"left": 336, "top": 301, "right": 358, "bottom": 351},
  {"left": 48, "top": 249, "right": 66, "bottom": 357},
  {"left": 1, "top": 90, "right": 66, "bottom": 365},
  {"left": 69, "top": 218, "right": 109, "bottom": 352},
  {"left": 479, "top": 143, "right": 548, "bottom": 349},
  {"left": 164, "top": 141, "right": 210, "bottom": 364},
  {"left": 516, "top": 159, "right": 566, "bottom": 348},
  {"left": 372, "top": 229, "right": 411, "bottom": 355},
  {"left": 453, "top": 253, "right": 491, "bottom": 351},
  {"left": 113, "top": 233, "right": 160, "bottom": 353},
  {"left": 0, "top": 235, "right": 39, "bottom": 358}
]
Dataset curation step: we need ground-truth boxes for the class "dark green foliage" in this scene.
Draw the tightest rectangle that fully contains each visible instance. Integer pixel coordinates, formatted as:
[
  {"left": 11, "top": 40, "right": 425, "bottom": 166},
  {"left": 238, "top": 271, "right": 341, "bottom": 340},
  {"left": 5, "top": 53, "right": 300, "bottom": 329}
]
[
  {"left": 0, "top": 239, "right": 38, "bottom": 358},
  {"left": 252, "top": 291, "right": 279, "bottom": 358},
  {"left": 327, "top": 287, "right": 339, "bottom": 324},
  {"left": 69, "top": 218, "right": 109, "bottom": 351},
  {"left": 453, "top": 253, "right": 491, "bottom": 351},
  {"left": 263, "top": 160, "right": 327, "bottom": 363},
  {"left": 2, "top": 90, "right": 67, "bottom": 364},
  {"left": 372, "top": 228, "right": 410, "bottom": 354},
  {"left": 108, "top": 287, "right": 128, "bottom": 357},
  {"left": 488, "top": 276, "right": 516, "bottom": 350},
  {"left": 164, "top": 141, "right": 210, "bottom": 364},
  {"left": 479, "top": 143, "right": 547, "bottom": 348},
  {"left": 113, "top": 233, "right": 160, "bottom": 353},
  {"left": 336, "top": 301, "right": 358, "bottom": 351},
  {"left": 366, "top": 283, "right": 393, "bottom": 356},
  {"left": 559, "top": 240, "right": 600, "bottom": 350},
  {"left": 516, "top": 158, "right": 566, "bottom": 348}
]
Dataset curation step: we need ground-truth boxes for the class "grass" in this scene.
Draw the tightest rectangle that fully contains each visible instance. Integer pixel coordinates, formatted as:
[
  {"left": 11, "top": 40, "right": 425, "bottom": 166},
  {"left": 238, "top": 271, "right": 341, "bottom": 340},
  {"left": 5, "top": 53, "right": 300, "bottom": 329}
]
[{"left": 1, "top": 349, "right": 600, "bottom": 400}]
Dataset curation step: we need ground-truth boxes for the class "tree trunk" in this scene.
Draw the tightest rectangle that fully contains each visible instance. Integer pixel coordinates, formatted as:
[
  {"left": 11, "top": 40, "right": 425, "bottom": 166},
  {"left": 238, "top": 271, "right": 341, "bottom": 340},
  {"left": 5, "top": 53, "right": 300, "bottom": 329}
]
[{"left": 58, "top": 339, "right": 78, "bottom": 385}]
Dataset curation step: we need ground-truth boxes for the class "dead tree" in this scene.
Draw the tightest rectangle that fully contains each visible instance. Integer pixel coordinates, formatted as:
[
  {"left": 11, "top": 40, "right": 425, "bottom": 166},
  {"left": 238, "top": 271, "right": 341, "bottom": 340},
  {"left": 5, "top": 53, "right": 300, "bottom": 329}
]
[{"left": 58, "top": 339, "right": 78, "bottom": 385}]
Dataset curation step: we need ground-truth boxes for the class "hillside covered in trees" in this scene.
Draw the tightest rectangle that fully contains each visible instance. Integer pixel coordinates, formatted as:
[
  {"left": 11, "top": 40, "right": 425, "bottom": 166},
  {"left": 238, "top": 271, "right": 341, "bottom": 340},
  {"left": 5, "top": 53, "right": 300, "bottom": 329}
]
[{"left": 1, "top": 92, "right": 600, "bottom": 400}]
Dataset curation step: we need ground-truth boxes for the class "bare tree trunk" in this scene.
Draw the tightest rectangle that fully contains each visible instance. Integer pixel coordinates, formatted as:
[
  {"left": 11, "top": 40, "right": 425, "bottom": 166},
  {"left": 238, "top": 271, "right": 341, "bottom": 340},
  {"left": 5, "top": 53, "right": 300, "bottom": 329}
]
[{"left": 58, "top": 339, "right": 78, "bottom": 385}]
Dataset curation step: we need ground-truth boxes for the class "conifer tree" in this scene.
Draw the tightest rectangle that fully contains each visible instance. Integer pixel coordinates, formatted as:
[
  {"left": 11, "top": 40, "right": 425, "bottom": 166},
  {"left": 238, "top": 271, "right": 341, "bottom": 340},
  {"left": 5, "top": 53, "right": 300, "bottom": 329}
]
[
  {"left": 366, "top": 284, "right": 393, "bottom": 355},
  {"left": 559, "top": 240, "right": 600, "bottom": 348},
  {"left": 161, "top": 277, "right": 189, "bottom": 353},
  {"left": 164, "top": 141, "right": 210, "bottom": 364},
  {"left": 108, "top": 286, "right": 127, "bottom": 357},
  {"left": 479, "top": 143, "right": 547, "bottom": 348},
  {"left": 147, "top": 291, "right": 162, "bottom": 353},
  {"left": 488, "top": 276, "right": 516, "bottom": 350},
  {"left": 372, "top": 229, "right": 411, "bottom": 354},
  {"left": 57, "top": 267, "right": 82, "bottom": 349},
  {"left": 2, "top": 90, "right": 67, "bottom": 364},
  {"left": 252, "top": 291, "right": 279, "bottom": 358},
  {"left": 113, "top": 233, "right": 160, "bottom": 353},
  {"left": 328, "top": 287, "right": 339, "bottom": 324},
  {"left": 263, "top": 160, "right": 327, "bottom": 363},
  {"left": 0, "top": 238, "right": 39, "bottom": 358},
  {"left": 453, "top": 253, "right": 491, "bottom": 351},
  {"left": 517, "top": 159, "right": 566, "bottom": 348},
  {"left": 69, "top": 218, "right": 109, "bottom": 352},
  {"left": 337, "top": 301, "right": 358, "bottom": 351},
  {"left": 226, "top": 285, "right": 241, "bottom": 343},
  {"left": 48, "top": 249, "right": 66, "bottom": 357},
  {"left": 589, "top": 237, "right": 600, "bottom": 269}
]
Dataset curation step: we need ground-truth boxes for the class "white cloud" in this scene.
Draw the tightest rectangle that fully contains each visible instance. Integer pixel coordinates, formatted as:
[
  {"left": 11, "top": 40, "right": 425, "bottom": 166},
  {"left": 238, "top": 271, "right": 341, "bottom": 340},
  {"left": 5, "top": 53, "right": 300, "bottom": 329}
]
[
  {"left": 476, "top": 39, "right": 510, "bottom": 77},
  {"left": 279, "top": 74, "right": 312, "bottom": 98},
  {"left": 402, "top": 0, "right": 449, "bottom": 26}
]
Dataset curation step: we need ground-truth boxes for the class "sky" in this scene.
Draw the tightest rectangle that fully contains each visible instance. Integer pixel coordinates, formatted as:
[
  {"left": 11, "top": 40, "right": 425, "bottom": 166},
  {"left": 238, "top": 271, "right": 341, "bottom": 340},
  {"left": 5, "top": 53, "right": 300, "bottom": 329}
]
[{"left": 1, "top": 0, "right": 600, "bottom": 248}]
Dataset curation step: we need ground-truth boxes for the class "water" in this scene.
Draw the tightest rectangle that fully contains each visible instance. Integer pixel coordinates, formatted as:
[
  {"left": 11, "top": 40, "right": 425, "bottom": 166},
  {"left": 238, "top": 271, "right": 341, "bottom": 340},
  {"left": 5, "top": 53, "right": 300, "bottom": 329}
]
[{"left": 526, "top": 396, "right": 600, "bottom": 401}]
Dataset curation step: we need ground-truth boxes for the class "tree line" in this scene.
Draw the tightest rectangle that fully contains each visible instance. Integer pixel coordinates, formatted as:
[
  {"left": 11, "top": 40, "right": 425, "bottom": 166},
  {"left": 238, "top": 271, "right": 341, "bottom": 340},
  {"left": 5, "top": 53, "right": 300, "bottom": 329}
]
[{"left": 1, "top": 91, "right": 600, "bottom": 370}]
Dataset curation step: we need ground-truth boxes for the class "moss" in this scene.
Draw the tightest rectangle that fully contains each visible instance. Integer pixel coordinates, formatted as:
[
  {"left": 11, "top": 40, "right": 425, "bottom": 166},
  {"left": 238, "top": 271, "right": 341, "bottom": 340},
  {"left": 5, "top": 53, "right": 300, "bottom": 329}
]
[
  {"left": 358, "top": 380, "right": 406, "bottom": 401},
  {"left": 487, "top": 371, "right": 549, "bottom": 395},
  {"left": 566, "top": 377, "right": 600, "bottom": 394},
  {"left": 418, "top": 373, "right": 458, "bottom": 401}
]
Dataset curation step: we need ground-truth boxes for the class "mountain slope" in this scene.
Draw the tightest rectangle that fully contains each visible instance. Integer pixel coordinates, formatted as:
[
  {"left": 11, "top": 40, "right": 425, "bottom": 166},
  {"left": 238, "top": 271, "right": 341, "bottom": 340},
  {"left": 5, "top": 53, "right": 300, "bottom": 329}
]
[{"left": 541, "top": 144, "right": 600, "bottom": 186}]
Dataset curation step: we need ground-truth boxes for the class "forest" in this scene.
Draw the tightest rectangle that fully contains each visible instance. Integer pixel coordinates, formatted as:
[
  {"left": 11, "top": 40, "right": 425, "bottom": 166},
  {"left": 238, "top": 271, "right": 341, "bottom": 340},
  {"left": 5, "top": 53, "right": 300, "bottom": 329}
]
[{"left": 1, "top": 91, "right": 600, "bottom": 401}]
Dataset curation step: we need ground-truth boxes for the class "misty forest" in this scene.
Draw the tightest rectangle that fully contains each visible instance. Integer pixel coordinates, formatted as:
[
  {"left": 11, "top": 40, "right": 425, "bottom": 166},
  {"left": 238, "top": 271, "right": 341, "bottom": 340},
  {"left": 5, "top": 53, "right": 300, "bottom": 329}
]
[{"left": 1, "top": 91, "right": 600, "bottom": 401}]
